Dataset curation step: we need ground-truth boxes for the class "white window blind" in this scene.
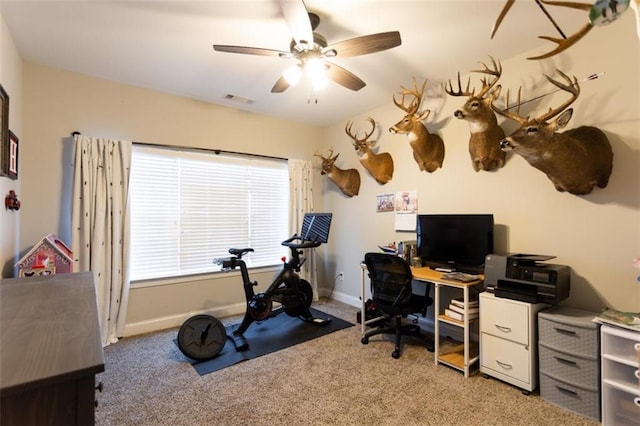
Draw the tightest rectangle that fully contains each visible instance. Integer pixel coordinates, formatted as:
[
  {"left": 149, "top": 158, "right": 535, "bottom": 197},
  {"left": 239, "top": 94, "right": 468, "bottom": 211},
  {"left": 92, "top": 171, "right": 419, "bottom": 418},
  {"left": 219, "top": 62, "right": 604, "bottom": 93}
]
[{"left": 129, "top": 145, "right": 289, "bottom": 281}]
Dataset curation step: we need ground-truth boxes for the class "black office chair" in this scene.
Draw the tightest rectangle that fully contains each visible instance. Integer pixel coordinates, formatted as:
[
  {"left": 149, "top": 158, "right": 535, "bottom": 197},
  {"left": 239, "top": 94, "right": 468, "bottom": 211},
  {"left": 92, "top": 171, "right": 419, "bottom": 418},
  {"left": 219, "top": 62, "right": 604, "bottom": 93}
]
[{"left": 361, "top": 252, "right": 434, "bottom": 359}]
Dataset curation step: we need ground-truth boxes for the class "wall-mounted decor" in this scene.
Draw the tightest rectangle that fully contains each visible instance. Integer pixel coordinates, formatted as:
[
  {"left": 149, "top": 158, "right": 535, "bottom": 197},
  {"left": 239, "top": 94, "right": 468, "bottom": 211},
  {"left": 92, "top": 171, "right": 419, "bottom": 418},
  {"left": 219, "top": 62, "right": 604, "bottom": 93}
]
[
  {"left": 0, "top": 84, "right": 8, "bottom": 178},
  {"left": 491, "top": 69, "right": 613, "bottom": 195},
  {"left": 389, "top": 78, "right": 445, "bottom": 173},
  {"left": 445, "top": 57, "right": 506, "bottom": 172},
  {"left": 7, "top": 131, "right": 18, "bottom": 180},
  {"left": 346, "top": 117, "right": 393, "bottom": 184},
  {"left": 393, "top": 190, "right": 418, "bottom": 231},
  {"left": 376, "top": 193, "right": 394, "bottom": 212},
  {"left": 4, "top": 190, "right": 20, "bottom": 211},
  {"left": 313, "top": 148, "right": 361, "bottom": 197}
]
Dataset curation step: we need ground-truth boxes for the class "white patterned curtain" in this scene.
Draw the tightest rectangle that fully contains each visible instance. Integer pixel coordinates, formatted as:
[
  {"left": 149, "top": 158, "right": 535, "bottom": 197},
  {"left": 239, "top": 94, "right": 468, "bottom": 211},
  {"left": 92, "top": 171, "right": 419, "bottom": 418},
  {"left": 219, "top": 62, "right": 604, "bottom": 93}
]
[
  {"left": 288, "top": 159, "right": 318, "bottom": 299},
  {"left": 71, "top": 135, "right": 132, "bottom": 346}
]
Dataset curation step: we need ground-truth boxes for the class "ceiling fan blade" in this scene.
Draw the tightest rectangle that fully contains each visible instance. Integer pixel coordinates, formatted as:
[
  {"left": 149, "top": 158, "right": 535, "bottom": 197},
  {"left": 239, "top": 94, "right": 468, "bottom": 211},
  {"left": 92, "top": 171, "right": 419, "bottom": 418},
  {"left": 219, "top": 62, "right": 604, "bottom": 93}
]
[
  {"left": 213, "top": 45, "right": 292, "bottom": 58},
  {"left": 326, "top": 31, "right": 401, "bottom": 58},
  {"left": 325, "top": 62, "right": 366, "bottom": 91},
  {"left": 271, "top": 76, "right": 290, "bottom": 93},
  {"left": 280, "top": 0, "right": 313, "bottom": 46}
]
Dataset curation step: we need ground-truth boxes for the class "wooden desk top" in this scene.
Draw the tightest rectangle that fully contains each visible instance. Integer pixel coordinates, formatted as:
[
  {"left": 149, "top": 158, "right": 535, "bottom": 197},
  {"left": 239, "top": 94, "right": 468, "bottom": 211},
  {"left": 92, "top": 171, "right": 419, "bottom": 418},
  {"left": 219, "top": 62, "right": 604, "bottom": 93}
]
[
  {"left": 411, "top": 267, "right": 484, "bottom": 287},
  {"left": 0, "top": 272, "right": 105, "bottom": 395}
]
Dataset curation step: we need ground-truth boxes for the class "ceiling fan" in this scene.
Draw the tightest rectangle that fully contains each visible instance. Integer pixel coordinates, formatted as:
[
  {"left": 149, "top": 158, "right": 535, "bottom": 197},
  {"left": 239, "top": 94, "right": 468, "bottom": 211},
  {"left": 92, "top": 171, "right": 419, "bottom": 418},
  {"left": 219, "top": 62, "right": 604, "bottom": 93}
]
[{"left": 213, "top": 0, "right": 402, "bottom": 93}]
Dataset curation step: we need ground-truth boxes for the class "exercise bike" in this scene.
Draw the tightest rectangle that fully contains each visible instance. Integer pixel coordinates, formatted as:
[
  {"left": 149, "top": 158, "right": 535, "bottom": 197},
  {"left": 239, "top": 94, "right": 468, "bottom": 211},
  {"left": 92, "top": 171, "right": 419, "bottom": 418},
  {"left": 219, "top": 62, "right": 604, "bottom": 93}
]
[{"left": 177, "top": 213, "right": 333, "bottom": 361}]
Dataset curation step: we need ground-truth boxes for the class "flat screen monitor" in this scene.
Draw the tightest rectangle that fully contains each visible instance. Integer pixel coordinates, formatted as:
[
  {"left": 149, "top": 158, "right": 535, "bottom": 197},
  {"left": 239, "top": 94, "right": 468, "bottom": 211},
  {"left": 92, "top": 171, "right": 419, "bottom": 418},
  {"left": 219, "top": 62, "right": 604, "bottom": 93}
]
[
  {"left": 300, "top": 212, "right": 332, "bottom": 243},
  {"left": 416, "top": 214, "right": 494, "bottom": 274}
]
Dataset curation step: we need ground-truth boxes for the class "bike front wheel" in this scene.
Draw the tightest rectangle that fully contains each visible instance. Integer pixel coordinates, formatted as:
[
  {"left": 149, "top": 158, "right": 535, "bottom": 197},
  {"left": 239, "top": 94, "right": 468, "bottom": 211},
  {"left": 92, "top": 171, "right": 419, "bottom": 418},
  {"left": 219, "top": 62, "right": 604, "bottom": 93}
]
[
  {"left": 177, "top": 314, "right": 226, "bottom": 361},
  {"left": 284, "top": 279, "right": 313, "bottom": 317}
]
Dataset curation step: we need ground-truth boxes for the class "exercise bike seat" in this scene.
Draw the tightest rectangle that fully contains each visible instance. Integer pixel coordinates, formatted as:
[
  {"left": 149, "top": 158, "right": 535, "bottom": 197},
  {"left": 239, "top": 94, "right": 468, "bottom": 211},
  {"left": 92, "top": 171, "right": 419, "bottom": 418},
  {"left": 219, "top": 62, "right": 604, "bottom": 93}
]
[{"left": 228, "top": 247, "right": 254, "bottom": 257}]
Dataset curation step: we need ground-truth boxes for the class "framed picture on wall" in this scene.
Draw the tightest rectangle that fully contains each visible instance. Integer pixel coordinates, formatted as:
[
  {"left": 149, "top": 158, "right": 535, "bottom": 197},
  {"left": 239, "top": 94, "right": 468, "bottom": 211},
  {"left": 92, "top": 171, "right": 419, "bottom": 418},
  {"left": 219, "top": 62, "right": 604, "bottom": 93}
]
[
  {"left": 8, "top": 131, "right": 18, "bottom": 179},
  {"left": 0, "top": 84, "right": 8, "bottom": 177}
]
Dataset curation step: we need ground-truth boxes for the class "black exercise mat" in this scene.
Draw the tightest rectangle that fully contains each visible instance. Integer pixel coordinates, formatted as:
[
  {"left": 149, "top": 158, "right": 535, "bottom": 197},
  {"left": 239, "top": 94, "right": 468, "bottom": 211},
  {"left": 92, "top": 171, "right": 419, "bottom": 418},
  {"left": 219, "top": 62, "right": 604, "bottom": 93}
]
[{"left": 185, "top": 307, "right": 353, "bottom": 376}]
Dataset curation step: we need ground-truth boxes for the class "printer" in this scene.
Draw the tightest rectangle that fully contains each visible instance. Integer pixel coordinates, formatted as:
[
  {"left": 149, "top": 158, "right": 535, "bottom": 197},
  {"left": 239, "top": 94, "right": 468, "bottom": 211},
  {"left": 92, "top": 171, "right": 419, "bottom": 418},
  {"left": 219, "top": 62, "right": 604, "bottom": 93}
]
[{"left": 484, "top": 253, "right": 570, "bottom": 305}]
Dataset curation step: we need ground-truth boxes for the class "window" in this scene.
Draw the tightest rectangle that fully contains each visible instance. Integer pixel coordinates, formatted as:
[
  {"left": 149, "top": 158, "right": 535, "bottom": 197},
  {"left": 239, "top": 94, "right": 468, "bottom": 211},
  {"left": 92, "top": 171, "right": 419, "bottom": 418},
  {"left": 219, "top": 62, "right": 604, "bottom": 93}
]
[{"left": 129, "top": 145, "right": 289, "bottom": 281}]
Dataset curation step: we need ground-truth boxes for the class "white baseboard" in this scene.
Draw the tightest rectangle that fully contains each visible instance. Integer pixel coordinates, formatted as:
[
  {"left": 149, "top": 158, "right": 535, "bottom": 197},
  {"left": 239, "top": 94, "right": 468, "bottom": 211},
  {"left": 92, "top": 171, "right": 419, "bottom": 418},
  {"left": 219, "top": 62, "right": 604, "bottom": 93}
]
[
  {"left": 122, "top": 302, "right": 246, "bottom": 337},
  {"left": 123, "top": 289, "right": 469, "bottom": 343}
]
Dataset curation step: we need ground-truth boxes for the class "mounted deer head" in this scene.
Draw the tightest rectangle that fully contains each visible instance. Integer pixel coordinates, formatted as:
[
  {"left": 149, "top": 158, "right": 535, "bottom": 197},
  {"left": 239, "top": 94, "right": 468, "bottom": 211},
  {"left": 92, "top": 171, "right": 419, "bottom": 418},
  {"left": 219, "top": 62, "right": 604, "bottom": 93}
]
[
  {"left": 389, "top": 78, "right": 445, "bottom": 173},
  {"left": 314, "top": 148, "right": 361, "bottom": 197},
  {"left": 346, "top": 117, "right": 394, "bottom": 184},
  {"left": 491, "top": 69, "right": 613, "bottom": 195},
  {"left": 445, "top": 56, "right": 506, "bottom": 172}
]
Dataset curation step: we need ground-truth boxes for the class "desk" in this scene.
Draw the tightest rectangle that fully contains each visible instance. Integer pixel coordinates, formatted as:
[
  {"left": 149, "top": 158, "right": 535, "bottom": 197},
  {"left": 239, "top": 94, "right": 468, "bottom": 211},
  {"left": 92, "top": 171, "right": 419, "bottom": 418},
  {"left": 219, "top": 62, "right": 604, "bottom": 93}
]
[
  {"left": 1, "top": 272, "right": 105, "bottom": 425},
  {"left": 411, "top": 267, "right": 484, "bottom": 378}
]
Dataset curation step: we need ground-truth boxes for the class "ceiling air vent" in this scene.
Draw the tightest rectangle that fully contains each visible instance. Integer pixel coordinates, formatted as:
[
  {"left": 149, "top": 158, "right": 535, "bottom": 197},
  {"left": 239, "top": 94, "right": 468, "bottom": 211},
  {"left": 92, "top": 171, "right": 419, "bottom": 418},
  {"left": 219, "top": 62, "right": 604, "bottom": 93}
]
[{"left": 224, "top": 94, "right": 255, "bottom": 104}]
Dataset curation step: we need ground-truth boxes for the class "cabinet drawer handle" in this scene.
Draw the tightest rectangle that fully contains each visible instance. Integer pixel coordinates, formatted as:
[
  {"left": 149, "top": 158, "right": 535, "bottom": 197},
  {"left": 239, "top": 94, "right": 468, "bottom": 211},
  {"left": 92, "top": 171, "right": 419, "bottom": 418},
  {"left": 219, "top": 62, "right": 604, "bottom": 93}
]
[
  {"left": 555, "top": 385, "right": 578, "bottom": 396},
  {"left": 635, "top": 369, "right": 639, "bottom": 380},
  {"left": 495, "top": 359, "right": 513, "bottom": 370},
  {"left": 634, "top": 343, "right": 640, "bottom": 352},
  {"left": 634, "top": 397, "right": 640, "bottom": 408},
  {"left": 554, "top": 356, "right": 577, "bottom": 366},
  {"left": 553, "top": 327, "right": 577, "bottom": 335},
  {"left": 494, "top": 324, "right": 511, "bottom": 333}
]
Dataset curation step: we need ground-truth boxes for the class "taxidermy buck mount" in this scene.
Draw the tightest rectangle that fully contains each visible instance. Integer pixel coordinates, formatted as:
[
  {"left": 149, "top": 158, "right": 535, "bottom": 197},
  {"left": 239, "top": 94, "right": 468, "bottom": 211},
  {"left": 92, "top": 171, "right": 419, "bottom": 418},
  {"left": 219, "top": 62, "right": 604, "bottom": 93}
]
[
  {"left": 491, "top": 69, "right": 613, "bottom": 195},
  {"left": 389, "top": 78, "right": 445, "bottom": 173},
  {"left": 314, "top": 148, "right": 361, "bottom": 197},
  {"left": 445, "top": 56, "right": 506, "bottom": 172},
  {"left": 346, "top": 117, "right": 394, "bottom": 184}
]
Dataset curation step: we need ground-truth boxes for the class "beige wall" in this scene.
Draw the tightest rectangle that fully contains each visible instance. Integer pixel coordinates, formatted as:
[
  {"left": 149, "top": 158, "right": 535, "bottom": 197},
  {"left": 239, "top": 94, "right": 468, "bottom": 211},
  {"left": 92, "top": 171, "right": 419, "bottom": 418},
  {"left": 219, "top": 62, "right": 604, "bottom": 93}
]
[
  {"left": 21, "top": 63, "right": 326, "bottom": 335},
  {"left": 0, "top": 13, "right": 22, "bottom": 278},
  {"left": 10, "top": 11, "right": 640, "bottom": 338},
  {"left": 323, "top": 12, "right": 640, "bottom": 313}
]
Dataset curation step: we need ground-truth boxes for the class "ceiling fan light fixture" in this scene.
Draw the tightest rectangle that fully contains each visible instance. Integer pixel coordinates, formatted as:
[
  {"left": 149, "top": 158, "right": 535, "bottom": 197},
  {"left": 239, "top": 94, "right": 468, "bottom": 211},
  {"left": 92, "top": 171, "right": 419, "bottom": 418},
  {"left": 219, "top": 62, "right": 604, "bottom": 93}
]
[
  {"left": 283, "top": 64, "right": 303, "bottom": 86},
  {"left": 305, "top": 57, "right": 328, "bottom": 90}
]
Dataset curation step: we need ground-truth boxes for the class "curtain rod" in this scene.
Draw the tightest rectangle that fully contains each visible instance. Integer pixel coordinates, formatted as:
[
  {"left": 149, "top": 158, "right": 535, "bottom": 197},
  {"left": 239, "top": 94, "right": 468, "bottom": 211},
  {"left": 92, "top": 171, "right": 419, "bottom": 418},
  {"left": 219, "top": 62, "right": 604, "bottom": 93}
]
[{"left": 71, "top": 131, "right": 287, "bottom": 161}]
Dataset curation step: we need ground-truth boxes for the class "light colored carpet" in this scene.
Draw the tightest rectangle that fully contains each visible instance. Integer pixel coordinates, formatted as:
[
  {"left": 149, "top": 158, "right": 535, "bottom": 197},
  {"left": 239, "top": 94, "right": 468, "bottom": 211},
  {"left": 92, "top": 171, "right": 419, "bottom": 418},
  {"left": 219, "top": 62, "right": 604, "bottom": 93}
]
[{"left": 96, "top": 300, "right": 599, "bottom": 426}]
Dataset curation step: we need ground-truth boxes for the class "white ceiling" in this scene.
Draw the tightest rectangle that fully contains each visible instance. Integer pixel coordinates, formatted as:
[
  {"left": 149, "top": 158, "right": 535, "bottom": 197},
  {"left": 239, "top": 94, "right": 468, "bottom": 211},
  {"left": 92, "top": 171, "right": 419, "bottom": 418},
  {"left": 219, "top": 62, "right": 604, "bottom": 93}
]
[{"left": 2, "top": 0, "right": 588, "bottom": 126}]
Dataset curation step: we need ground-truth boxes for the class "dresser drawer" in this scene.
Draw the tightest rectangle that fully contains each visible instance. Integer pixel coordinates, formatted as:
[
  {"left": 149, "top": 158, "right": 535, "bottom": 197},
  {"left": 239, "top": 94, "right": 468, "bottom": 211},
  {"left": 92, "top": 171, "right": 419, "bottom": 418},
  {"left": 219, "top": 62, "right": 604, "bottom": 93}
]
[
  {"left": 602, "top": 383, "right": 640, "bottom": 426},
  {"left": 540, "top": 371, "right": 600, "bottom": 421},
  {"left": 480, "top": 294, "right": 530, "bottom": 345},
  {"left": 539, "top": 344, "right": 599, "bottom": 390},
  {"left": 538, "top": 310, "right": 599, "bottom": 357},
  {"left": 481, "top": 333, "right": 531, "bottom": 385},
  {"left": 603, "top": 357, "right": 640, "bottom": 389}
]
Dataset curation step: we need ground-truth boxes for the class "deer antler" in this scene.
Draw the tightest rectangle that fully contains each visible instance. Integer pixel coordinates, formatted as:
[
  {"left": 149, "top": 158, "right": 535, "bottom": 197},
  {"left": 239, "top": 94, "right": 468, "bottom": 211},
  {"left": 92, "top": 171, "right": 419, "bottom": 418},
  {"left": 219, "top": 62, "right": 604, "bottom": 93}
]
[
  {"left": 536, "top": 69, "right": 580, "bottom": 123},
  {"left": 393, "top": 77, "right": 427, "bottom": 114},
  {"left": 314, "top": 147, "right": 335, "bottom": 160},
  {"left": 527, "top": 0, "right": 594, "bottom": 60},
  {"left": 470, "top": 57, "right": 503, "bottom": 98},
  {"left": 491, "top": 84, "right": 528, "bottom": 125},
  {"left": 445, "top": 72, "right": 474, "bottom": 97},
  {"left": 346, "top": 118, "right": 377, "bottom": 151},
  {"left": 491, "top": 69, "right": 580, "bottom": 125},
  {"left": 345, "top": 117, "right": 376, "bottom": 142}
]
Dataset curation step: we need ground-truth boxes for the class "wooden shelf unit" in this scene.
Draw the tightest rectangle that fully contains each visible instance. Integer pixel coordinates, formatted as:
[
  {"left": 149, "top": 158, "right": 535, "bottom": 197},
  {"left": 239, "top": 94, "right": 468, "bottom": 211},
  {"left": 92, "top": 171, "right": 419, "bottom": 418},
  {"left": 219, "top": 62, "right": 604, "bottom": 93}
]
[{"left": 412, "top": 267, "right": 484, "bottom": 378}]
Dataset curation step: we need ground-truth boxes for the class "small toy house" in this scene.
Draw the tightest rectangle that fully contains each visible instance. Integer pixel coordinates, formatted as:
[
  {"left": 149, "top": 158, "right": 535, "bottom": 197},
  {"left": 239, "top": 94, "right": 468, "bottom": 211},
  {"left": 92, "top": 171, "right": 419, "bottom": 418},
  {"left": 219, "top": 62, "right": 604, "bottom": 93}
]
[{"left": 15, "top": 234, "right": 73, "bottom": 277}]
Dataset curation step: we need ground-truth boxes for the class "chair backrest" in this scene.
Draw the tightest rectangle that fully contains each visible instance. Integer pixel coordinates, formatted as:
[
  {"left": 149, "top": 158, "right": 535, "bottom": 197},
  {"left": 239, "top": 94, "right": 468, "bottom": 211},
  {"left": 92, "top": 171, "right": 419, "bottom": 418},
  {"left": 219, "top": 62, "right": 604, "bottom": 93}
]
[{"left": 364, "top": 252, "right": 413, "bottom": 308}]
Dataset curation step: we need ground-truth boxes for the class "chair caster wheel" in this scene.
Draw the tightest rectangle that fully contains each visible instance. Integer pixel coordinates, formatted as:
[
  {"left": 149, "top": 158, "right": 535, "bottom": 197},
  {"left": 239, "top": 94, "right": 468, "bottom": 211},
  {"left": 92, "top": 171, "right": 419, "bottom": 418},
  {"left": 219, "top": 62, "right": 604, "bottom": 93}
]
[
  {"left": 392, "top": 349, "right": 400, "bottom": 359},
  {"left": 361, "top": 336, "right": 369, "bottom": 345}
]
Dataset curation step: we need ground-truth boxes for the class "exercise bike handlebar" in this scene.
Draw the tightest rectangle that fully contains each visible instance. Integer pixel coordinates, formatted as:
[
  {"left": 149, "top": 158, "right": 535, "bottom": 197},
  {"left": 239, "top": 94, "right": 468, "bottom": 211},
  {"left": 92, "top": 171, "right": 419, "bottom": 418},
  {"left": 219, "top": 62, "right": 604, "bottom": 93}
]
[{"left": 281, "top": 234, "right": 322, "bottom": 249}]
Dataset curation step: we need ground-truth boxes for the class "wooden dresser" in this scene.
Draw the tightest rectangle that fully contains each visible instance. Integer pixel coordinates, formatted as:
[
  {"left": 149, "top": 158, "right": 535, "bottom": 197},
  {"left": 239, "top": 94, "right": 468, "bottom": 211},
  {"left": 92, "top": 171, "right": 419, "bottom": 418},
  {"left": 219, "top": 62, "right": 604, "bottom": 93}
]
[{"left": 1, "top": 272, "right": 105, "bottom": 425}]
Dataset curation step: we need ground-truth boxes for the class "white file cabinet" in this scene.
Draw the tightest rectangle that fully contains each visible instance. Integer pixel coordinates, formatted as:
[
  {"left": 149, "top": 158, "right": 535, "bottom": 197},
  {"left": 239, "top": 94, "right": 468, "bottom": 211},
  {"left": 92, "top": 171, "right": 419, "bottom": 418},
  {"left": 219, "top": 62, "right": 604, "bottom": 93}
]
[
  {"left": 479, "top": 292, "right": 548, "bottom": 393},
  {"left": 600, "top": 324, "right": 640, "bottom": 426}
]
